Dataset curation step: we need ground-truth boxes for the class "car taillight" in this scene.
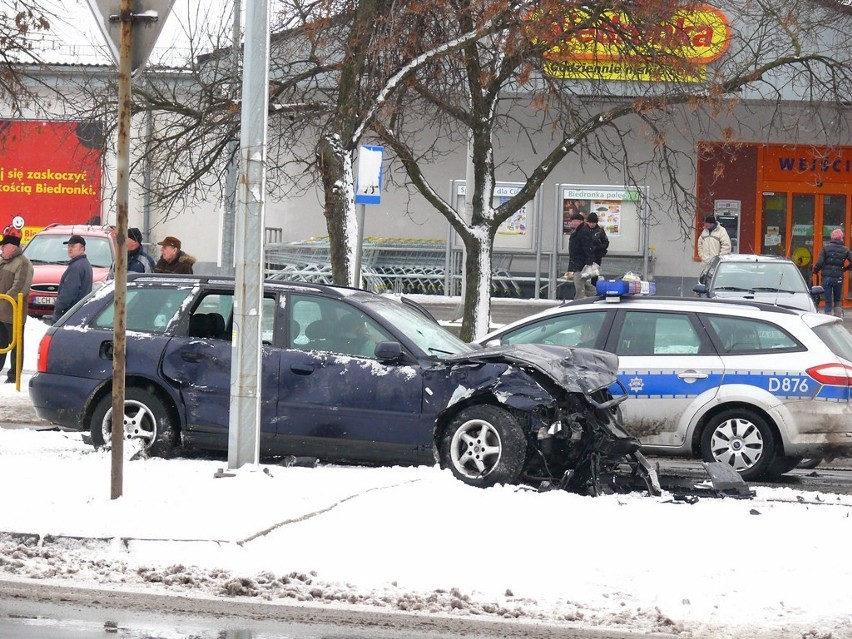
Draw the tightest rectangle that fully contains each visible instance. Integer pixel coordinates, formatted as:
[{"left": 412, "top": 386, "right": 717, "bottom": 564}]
[
  {"left": 806, "top": 363, "right": 852, "bottom": 386},
  {"left": 37, "top": 333, "right": 52, "bottom": 372}
]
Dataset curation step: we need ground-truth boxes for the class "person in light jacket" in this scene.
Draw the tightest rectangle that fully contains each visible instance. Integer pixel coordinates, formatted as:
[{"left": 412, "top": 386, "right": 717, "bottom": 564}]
[{"left": 698, "top": 215, "right": 732, "bottom": 283}]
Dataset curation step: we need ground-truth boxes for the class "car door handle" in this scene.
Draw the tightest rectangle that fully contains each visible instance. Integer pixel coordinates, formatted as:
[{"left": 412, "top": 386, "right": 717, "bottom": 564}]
[
  {"left": 290, "top": 362, "right": 315, "bottom": 375},
  {"left": 677, "top": 370, "right": 708, "bottom": 381}
]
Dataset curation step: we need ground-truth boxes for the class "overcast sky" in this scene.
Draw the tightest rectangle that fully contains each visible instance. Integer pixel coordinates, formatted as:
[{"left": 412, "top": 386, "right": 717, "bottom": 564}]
[{"left": 29, "top": 0, "right": 237, "bottom": 66}]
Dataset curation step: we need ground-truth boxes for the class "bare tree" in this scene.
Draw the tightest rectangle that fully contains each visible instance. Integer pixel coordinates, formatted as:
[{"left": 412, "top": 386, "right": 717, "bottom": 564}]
[{"left": 372, "top": 0, "right": 852, "bottom": 340}]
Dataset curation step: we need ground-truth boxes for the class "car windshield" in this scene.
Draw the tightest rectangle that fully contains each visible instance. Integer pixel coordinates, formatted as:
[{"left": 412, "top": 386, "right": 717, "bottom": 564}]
[
  {"left": 813, "top": 322, "right": 852, "bottom": 363},
  {"left": 24, "top": 234, "right": 114, "bottom": 268},
  {"left": 364, "top": 297, "right": 471, "bottom": 357},
  {"left": 712, "top": 262, "right": 808, "bottom": 294}
]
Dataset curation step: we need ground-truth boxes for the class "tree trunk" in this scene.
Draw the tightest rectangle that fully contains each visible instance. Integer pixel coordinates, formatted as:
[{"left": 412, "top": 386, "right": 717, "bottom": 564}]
[
  {"left": 459, "top": 228, "right": 494, "bottom": 342},
  {"left": 317, "top": 134, "right": 358, "bottom": 285}
]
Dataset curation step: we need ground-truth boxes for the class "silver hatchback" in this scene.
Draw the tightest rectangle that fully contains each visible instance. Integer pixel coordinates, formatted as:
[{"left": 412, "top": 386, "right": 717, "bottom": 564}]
[{"left": 693, "top": 254, "right": 823, "bottom": 313}]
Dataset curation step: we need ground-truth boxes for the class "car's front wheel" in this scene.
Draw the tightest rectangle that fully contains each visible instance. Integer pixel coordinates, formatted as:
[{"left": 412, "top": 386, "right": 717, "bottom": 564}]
[
  {"left": 700, "top": 408, "right": 776, "bottom": 481},
  {"left": 90, "top": 388, "right": 175, "bottom": 456},
  {"left": 439, "top": 405, "right": 526, "bottom": 488}
]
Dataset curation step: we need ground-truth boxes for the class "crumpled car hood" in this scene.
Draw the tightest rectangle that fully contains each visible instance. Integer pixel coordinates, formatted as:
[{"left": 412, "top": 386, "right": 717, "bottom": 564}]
[{"left": 445, "top": 343, "right": 618, "bottom": 394}]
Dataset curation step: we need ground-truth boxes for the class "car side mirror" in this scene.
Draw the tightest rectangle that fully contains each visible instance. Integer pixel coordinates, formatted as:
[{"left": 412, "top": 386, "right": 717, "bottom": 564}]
[
  {"left": 811, "top": 285, "right": 824, "bottom": 295},
  {"left": 693, "top": 284, "right": 708, "bottom": 295},
  {"left": 480, "top": 338, "right": 501, "bottom": 347},
  {"left": 374, "top": 341, "right": 404, "bottom": 362}
]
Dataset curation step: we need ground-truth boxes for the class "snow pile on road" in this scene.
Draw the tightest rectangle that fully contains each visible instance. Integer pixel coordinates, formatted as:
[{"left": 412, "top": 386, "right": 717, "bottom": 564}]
[{"left": 1, "top": 428, "right": 852, "bottom": 638}]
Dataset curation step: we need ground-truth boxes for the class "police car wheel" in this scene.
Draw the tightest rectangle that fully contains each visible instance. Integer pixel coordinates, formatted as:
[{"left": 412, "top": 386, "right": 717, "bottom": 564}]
[
  {"left": 700, "top": 409, "right": 776, "bottom": 481},
  {"left": 797, "top": 458, "right": 822, "bottom": 470},
  {"left": 440, "top": 405, "right": 525, "bottom": 488},
  {"left": 766, "top": 455, "right": 803, "bottom": 477},
  {"left": 90, "top": 387, "right": 175, "bottom": 455}
]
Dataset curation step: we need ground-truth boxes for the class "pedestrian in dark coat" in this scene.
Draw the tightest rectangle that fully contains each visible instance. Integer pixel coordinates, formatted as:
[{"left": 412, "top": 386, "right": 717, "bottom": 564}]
[
  {"left": 53, "top": 235, "right": 93, "bottom": 322},
  {"left": 127, "top": 227, "right": 155, "bottom": 273},
  {"left": 586, "top": 212, "right": 609, "bottom": 282},
  {"left": 566, "top": 213, "right": 597, "bottom": 299},
  {"left": 814, "top": 228, "right": 852, "bottom": 317},
  {"left": 154, "top": 236, "right": 196, "bottom": 274}
]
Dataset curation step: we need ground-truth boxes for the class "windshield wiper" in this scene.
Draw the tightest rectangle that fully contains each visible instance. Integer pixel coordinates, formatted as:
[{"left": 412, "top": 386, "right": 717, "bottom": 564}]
[
  {"left": 428, "top": 347, "right": 455, "bottom": 355},
  {"left": 714, "top": 286, "right": 751, "bottom": 291},
  {"left": 750, "top": 287, "right": 796, "bottom": 294}
]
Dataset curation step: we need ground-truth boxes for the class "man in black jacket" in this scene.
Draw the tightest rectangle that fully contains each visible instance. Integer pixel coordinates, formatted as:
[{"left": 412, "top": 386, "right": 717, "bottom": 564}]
[
  {"left": 814, "top": 228, "right": 852, "bottom": 317},
  {"left": 565, "top": 212, "right": 597, "bottom": 299},
  {"left": 53, "top": 234, "right": 93, "bottom": 323},
  {"left": 586, "top": 212, "right": 609, "bottom": 283}
]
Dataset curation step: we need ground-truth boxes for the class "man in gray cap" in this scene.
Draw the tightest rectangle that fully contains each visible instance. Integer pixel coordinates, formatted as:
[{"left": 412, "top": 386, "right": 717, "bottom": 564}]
[{"left": 52, "top": 234, "right": 93, "bottom": 323}]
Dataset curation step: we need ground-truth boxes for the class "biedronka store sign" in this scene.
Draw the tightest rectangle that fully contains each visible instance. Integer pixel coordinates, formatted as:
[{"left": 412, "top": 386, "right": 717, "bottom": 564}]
[{"left": 536, "top": 5, "right": 731, "bottom": 82}]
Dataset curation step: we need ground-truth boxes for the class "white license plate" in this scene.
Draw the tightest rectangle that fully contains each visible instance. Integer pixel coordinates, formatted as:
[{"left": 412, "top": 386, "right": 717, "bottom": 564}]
[{"left": 34, "top": 296, "right": 54, "bottom": 306}]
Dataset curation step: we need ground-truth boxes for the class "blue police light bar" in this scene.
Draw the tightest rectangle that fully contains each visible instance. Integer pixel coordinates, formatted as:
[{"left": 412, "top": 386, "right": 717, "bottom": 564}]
[{"left": 595, "top": 278, "right": 656, "bottom": 301}]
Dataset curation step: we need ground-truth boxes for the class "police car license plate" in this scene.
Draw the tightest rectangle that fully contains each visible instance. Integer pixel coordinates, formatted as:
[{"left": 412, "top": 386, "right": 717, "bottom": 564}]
[{"left": 34, "top": 296, "right": 54, "bottom": 306}]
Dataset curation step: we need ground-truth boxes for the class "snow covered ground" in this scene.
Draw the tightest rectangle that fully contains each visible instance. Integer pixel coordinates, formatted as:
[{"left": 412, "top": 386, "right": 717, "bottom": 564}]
[{"left": 1, "top": 319, "right": 851, "bottom": 639}]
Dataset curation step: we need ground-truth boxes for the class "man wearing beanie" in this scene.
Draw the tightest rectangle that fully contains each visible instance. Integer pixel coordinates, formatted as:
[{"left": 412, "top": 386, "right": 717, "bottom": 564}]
[
  {"left": 586, "top": 212, "right": 609, "bottom": 281},
  {"left": 127, "top": 227, "right": 155, "bottom": 273},
  {"left": 698, "top": 215, "right": 732, "bottom": 266},
  {"left": 814, "top": 228, "right": 852, "bottom": 317},
  {"left": 0, "top": 232, "right": 33, "bottom": 382}
]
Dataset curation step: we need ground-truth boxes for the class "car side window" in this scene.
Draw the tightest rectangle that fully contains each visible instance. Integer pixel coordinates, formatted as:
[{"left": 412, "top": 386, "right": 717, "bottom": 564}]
[
  {"left": 616, "top": 311, "right": 702, "bottom": 356},
  {"left": 706, "top": 315, "right": 801, "bottom": 354},
  {"left": 501, "top": 311, "right": 607, "bottom": 348},
  {"left": 93, "top": 288, "right": 194, "bottom": 334},
  {"left": 289, "top": 295, "right": 391, "bottom": 358},
  {"left": 188, "top": 293, "right": 276, "bottom": 344}
]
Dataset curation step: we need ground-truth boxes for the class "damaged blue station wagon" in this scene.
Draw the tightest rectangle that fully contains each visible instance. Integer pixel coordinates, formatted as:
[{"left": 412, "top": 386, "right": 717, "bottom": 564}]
[{"left": 29, "top": 275, "right": 658, "bottom": 495}]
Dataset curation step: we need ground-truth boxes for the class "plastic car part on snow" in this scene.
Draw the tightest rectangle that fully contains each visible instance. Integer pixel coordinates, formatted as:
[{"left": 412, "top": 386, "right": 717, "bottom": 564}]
[
  {"left": 700, "top": 408, "right": 776, "bottom": 480},
  {"left": 89, "top": 387, "right": 175, "bottom": 456}
]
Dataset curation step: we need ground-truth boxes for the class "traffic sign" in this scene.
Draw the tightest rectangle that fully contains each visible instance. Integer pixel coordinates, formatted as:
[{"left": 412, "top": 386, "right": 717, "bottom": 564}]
[
  {"left": 85, "top": 0, "right": 176, "bottom": 73},
  {"left": 355, "top": 145, "right": 383, "bottom": 205}
]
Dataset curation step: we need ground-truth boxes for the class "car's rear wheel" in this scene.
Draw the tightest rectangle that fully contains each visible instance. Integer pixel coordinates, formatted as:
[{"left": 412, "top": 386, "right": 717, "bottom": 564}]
[
  {"left": 90, "top": 388, "right": 175, "bottom": 456},
  {"left": 440, "top": 405, "right": 526, "bottom": 488},
  {"left": 700, "top": 408, "right": 775, "bottom": 481}
]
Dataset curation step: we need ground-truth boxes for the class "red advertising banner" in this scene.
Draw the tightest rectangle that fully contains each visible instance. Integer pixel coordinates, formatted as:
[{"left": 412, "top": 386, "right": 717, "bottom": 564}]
[{"left": 0, "top": 120, "right": 103, "bottom": 243}]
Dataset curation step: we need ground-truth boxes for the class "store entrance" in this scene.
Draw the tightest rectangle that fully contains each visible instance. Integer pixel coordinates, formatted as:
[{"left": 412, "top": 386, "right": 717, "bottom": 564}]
[{"left": 760, "top": 191, "right": 849, "bottom": 304}]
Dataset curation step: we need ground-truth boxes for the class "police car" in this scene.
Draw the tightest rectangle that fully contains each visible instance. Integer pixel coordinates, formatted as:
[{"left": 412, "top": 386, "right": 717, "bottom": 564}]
[{"left": 475, "top": 280, "right": 852, "bottom": 480}]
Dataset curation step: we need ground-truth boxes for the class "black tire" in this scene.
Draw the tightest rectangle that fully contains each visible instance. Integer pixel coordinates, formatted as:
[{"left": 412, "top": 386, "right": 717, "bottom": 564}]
[
  {"left": 797, "top": 458, "right": 822, "bottom": 470},
  {"left": 90, "top": 387, "right": 175, "bottom": 456},
  {"left": 765, "top": 455, "right": 803, "bottom": 478},
  {"left": 439, "top": 405, "right": 526, "bottom": 488},
  {"left": 700, "top": 408, "right": 776, "bottom": 481}
]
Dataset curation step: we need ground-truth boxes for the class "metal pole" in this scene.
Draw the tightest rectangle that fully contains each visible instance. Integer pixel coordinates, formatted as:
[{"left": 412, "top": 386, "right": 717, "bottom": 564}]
[
  {"left": 228, "top": 0, "right": 270, "bottom": 469},
  {"left": 111, "top": 0, "right": 133, "bottom": 499},
  {"left": 221, "top": 0, "right": 242, "bottom": 275},
  {"left": 354, "top": 203, "right": 365, "bottom": 288}
]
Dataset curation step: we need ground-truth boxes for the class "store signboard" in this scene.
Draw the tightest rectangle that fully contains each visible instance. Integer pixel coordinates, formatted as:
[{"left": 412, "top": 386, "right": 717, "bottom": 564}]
[{"left": 535, "top": 5, "right": 730, "bottom": 82}]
